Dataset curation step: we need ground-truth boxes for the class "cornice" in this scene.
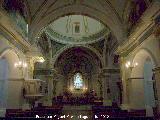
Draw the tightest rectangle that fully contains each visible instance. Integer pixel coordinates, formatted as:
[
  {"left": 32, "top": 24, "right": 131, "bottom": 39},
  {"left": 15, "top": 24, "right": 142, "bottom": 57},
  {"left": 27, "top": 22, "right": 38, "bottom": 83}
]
[
  {"left": 8, "top": 78, "right": 25, "bottom": 81},
  {"left": 116, "top": 22, "right": 155, "bottom": 57},
  {"left": 153, "top": 67, "right": 160, "bottom": 72},
  {"left": 0, "top": 24, "right": 29, "bottom": 53},
  {"left": 117, "top": 1, "right": 160, "bottom": 56},
  {"left": 103, "top": 68, "right": 120, "bottom": 74},
  {"left": 34, "top": 68, "right": 64, "bottom": 78},
  {"left": 0, "top": 10, "right": 33, "bottom": 53},
  {"left": 45, "top": 27, "right": 110, "bottom": 45}
]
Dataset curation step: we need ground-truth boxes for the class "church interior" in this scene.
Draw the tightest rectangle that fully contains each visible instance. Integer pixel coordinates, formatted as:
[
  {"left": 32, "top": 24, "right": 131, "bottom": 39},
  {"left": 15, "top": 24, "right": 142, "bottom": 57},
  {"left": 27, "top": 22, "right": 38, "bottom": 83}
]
[{"left": 0, "top": 0, "right": 160, "bottom": 119}]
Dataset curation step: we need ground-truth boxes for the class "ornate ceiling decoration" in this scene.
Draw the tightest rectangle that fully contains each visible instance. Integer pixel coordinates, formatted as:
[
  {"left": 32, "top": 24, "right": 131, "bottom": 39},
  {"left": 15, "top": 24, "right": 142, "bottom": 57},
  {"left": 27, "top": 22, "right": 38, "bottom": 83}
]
[
  {"left": 25, "top": 0, "right": 126, "bottom": 43},
  {"left": 45, "top": 15, "right": 109, "bottom": 44},
  {"left": 54, "top": 47, "right": 102, "bottom": 76}
]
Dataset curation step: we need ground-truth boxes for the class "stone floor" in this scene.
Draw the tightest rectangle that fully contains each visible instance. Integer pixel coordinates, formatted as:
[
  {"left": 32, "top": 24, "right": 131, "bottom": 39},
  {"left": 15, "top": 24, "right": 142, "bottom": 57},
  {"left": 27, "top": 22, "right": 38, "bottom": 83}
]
[{"left": 62, "top": 105, "right": 93, "bottom": 120}]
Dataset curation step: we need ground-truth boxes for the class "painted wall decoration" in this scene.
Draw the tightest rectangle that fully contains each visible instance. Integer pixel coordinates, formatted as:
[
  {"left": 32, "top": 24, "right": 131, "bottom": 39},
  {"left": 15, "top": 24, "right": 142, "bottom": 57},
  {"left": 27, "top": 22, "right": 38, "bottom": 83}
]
[
  {"left": 51, "top": 40, "right": 65, "bottom": 57},
  {"left": 127, "top": 0, "right": 152, "bottom": 35},
  {"left": 89, "top": 39, "right": 104, "bottom": 55},
  {"left": 37, "top": 34, "right": 50, "bottom": 55},
  {"left": 2, "top": 0, "right": 28, "bottom": 40}
]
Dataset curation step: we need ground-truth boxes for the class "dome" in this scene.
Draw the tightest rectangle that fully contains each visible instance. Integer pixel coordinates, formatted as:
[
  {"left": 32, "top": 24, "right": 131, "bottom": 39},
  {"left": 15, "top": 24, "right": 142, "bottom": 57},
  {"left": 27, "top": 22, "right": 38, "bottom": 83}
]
[{"left": 45, "top": 15, "right": 109, "bottom": 44}]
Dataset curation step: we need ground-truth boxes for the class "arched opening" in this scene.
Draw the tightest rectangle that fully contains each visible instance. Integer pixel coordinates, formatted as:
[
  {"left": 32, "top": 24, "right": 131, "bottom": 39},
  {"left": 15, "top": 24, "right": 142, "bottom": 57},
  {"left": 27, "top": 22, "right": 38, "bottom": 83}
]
[
  {"left": 30, "top": 2, "right": 124, "bottom": 43},
  {"left": 130, "top": 49, "right": 156, "bottom": 112},
  {"left": 0, "top": 49, "right": 23, "bottom": 109},
  {"left": 73, "top": 72, "right": 84, "bottom": 89},
  {"left": 54, "top": 47, "right": 102, "bottom": 97}
]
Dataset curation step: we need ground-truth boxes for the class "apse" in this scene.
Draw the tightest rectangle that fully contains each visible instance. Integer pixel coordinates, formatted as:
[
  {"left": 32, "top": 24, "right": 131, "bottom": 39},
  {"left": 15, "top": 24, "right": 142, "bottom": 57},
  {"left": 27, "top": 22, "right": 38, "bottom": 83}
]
[
  {"left": 54, "top": 47, "right": 102, "bottom": 76},
  {"left": 54, "top": 47, "right": 102, "bottom": 95}
]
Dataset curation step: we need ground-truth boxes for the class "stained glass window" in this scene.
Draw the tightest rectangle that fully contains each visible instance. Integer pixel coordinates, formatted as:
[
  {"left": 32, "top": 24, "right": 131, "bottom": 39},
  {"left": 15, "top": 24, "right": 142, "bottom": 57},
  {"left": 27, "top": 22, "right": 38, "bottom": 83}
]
[{"left": 74, "top": 73, "right": 83, "bottom": 89}]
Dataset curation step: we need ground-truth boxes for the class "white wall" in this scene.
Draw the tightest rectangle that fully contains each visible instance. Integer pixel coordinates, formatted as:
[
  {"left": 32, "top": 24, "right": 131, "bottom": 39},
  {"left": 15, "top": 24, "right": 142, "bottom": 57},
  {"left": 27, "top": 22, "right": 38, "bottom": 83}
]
[
  {"left": 0, "top": 59, "right": 9, "bottom": 108},
  {"left": 125, "top": 34, "right": 158, "bottom": 110},
  {"left": 143, "top": 59, "right": 155, "bottom": 107},
  {"left": 7, "top": 80, "right": 24, "bottom": 109},
  {"left": 0, "top": 35, "right": 26, "bottom": 109}
]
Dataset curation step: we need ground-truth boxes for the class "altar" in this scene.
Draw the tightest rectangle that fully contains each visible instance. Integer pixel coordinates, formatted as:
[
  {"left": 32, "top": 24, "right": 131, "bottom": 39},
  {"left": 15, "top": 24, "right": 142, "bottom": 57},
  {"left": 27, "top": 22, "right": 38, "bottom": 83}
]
[{"left": 53, "top": 89, "right": 103, "bottom": 105}]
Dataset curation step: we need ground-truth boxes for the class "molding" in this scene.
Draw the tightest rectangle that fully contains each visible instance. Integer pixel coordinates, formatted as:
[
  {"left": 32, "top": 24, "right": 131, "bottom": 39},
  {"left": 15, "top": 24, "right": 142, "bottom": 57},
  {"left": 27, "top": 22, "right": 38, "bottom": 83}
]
[
  {"left": 8, "top": 78, "right": 25, "bottom": 81},
  {"left": 46, "top": 27, "right": 110, "bottom": 45},
  {"left": 153, "top": 67, "right": 160, "bottom": 72},
  {"left": 102, "top": 68, "right": 120, "bottom": 74},
  {"left": 30, "top": 1, "right": 124, "bottom": 43},
  {"left": 117, "top": 1, "right": 160, "bottom": 56},
  {"left": 52, "top": 44, "right": 104, "bottom": 67},
  {"left": 128, "top": 77, "right": 144, "bottom": 80},
  {"left": 117, "top": 22, "right": 155, "bottom": 56},
  {"left": 34, "top": 68, "right": 63, "bottom": 78},
  {"left": 0, "top": 23, "right": 29, "bottom": 53}
]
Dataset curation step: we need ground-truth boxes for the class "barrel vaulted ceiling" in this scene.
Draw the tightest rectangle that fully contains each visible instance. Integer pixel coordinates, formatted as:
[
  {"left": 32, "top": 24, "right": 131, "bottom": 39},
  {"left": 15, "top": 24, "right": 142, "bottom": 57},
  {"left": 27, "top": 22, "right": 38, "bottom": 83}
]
[
  {"left": 1, "top": 0, "right": 155, "bottom": 52},
  {"left": 25, "top": 0, "right": 129, "bottom": 43}
]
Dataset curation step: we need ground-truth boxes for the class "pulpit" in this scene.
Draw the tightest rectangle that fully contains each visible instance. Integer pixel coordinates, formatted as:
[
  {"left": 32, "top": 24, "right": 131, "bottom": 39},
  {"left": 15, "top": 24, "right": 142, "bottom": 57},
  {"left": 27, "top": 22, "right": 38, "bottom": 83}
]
[{"left": 23, "top": 79, "right": 45, "bottom": 108}]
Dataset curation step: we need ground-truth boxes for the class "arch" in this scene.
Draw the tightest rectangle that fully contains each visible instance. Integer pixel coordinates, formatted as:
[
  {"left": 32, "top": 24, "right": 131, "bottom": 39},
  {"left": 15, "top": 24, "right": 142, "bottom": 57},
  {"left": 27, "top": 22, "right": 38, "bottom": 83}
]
[
  {"left": 30, "top": 2, "right": 124, "bottom": 43},
  {"left": 131, "top": 48, "right": 156, "bottom": 77},
  {"left": 0, "top": 48, "right": 20, "bottom": 60},
  {"left": 0, "top": 48, "right": 21, "bottom": 79},
  {"left": 129, "top": 48, "right": 156, "bottom": 110},
  {"left": 53, "top": 44, "right": 104, "bottom": 68}
]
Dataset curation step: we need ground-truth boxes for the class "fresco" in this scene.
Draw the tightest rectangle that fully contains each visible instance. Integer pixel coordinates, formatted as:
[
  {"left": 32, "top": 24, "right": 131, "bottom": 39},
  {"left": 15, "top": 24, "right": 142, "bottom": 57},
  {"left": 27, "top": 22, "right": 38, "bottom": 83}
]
[
  {"left": 3, "top": 0, "right": 28, "bottom": 40},
  {"left": 127, "top": 0, "right": 152, "bottom": 35}
]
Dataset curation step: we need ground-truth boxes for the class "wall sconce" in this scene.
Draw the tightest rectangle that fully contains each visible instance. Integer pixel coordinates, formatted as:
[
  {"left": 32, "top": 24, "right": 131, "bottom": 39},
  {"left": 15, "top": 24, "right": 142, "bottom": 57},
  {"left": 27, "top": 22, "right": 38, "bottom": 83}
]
[
  {"left": 125, "top": 61, "right": 138, "bottom": 70},
  {"left": 70, "top": 87, "right": 73, "bottom": 91},
  {"left": 14, "top": 61, "right": 27, "bottom": 77},
  {"left": 83, "top": 87, "right": 87, "bottom": 91},
  {"left": 14, "top": 61, "right": 27, "bottom": 68},
  {"left": 38, "top": 57, "right": 45, "bottom": 63}
]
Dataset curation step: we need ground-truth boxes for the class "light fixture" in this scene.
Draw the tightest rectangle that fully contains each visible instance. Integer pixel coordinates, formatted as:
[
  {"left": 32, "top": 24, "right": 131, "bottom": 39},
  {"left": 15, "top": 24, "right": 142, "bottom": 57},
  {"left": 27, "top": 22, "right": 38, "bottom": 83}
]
[
  {"left": 125, "top": 61, "right": 138, "bottom": 70},
  {"left": 83, "top": 87, "right": 87, "bottom": 91},
  {"left": 26, "top": 24, "right": 29, "bottom": 33},
  {"left": 14, "top": 60, "right": 27, "bottom": 77},
  {"left": 38, "top": 57, "right": 45, "bottom": 63},
  {"left": 70, "top": 87, "right": 73, "bottom": 91},
  {"left": 14, "top": 61, "right": 27, "bottom": 68}
]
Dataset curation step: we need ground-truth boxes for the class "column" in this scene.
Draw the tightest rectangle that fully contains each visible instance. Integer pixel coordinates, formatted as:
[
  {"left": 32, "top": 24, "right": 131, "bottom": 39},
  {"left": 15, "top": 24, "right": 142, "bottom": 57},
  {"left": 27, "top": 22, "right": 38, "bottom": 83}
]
[
  {"left": 26, "top": 56, "right": 33, "bottom": 79},
  {"left": 52, "top": 78, "right": 58, "bottom": 97},
  {"left": 120, "top": 57, "right": 130, "bottom": 110},
  {"left": 100, "top": 69, "right": 112, "bottom": 106},
  {"left": 43, "top": 75, "right": 52, "bottom": 106},
  {"left": 103, "top": 38, "right": 107, "bottom": 67},
  {"left": 46, "top": 58, "right": 54, "bottom": 105},
  {"left": 153, "top": 67, "right": 160, "bottom": 112}
]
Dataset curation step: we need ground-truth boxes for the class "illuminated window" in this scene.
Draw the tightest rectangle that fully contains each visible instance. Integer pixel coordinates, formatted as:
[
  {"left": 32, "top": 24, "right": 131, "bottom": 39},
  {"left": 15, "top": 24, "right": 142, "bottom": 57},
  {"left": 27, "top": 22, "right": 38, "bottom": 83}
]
[
  {"left": 74, "top": 73, "right": 83, "bottom": 89},
  {"left": 73, "top": 22, "right": 80, "bottom": 34}
]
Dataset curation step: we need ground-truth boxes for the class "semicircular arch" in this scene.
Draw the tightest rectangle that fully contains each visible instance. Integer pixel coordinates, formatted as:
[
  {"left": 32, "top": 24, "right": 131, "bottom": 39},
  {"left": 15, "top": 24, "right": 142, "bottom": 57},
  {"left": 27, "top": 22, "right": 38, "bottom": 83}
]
[
  {"left": 31, "top": 2, "right": 124, "bottom": 43},
  {"left": 53, "top": 44, "right": 104, "bottom": 68}
]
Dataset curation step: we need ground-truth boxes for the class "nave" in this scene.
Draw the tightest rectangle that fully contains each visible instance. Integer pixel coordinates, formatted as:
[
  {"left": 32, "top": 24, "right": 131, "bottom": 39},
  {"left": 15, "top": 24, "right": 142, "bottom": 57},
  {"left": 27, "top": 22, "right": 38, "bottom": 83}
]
[{"left": 0, "top": 0, "right": 160, "bottom": 119}]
